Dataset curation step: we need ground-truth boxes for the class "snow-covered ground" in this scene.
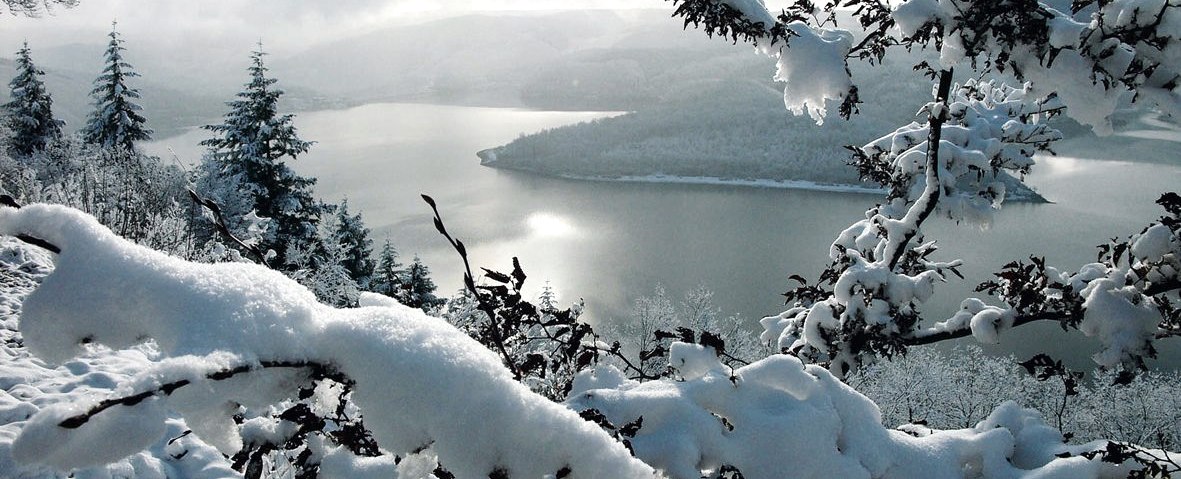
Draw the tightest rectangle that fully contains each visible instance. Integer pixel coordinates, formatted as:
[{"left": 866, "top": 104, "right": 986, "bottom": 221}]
[{"left": 0, "top": 237, "right": 239, "bottom": 478}]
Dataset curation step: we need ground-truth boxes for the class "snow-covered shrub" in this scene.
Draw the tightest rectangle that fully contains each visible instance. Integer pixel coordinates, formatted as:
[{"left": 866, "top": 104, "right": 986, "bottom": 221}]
[
  {"left": 0, "top": 138, "right": 194, "bottom": 257},
  {"left": 603, "top": 284, "right": 768, "bottom": 379}
]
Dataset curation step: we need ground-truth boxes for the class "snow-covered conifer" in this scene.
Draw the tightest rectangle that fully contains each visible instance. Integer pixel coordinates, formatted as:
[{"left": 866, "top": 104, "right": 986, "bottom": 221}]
[
  {"left": 81, "top": 22, "right": 151, "bottom": 151},
  {"left": 198, "top": 46, "right": 319, "bottom": 265},
  {"left": 399, "top": 255, "right": 443, "bottom": 311},
  {"left": 4, "top": 41, "right": 63, "bottom": 157},
  {"left": 331, "top": 199, "right": 374, "bottom": 289},
  {"left": 369, "top": 238, "right": 403, "bottom": 298}
]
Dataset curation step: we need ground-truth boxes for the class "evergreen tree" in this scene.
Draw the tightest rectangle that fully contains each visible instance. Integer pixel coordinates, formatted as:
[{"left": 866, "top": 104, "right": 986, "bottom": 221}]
[
  {"left": 537, "top": 281, "right": 558, "bottom": 311},
  {"left": 82, "top": 22, "right": 151, "bottom": 151},
  {"left": 4, "top": 41, "right": 63, "bottom": 157},
  {"left": 399, "top": 255, "right": 443, "bottom": 311},
  {"left": 332, "top": 199, "right": 374, "bottom": 288},
  {"left": 369, "top": 239, "right": 403, "bottom": 298},
  {"left": 199, "top": 45, "right": 319, "bottom": 265}
]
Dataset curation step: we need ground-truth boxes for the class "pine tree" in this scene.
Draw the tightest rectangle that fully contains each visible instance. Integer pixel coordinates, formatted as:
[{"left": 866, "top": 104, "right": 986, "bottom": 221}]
[
  {"left": 4, "top": 41, "right": 63, "bottom": 157},
  {"left": 82, "top": 22, "right": 151, "bottom": 151},
  {"left": 199, "top": 45, "right": 319, "bottom": 265},
  {"left": 369, "top": 239, "right": 403, "bottom": 298},
  {"left": 399, "top": 255, "right": 443, "bottom": 311},
  {"left": 332, "top": 199, "right": 374, "bottom": 288}
]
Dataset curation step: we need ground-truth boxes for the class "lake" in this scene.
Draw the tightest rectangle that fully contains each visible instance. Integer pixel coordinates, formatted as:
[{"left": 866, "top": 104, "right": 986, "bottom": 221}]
[{"left": 146, "top": 103, "right": 1181, "bottom": 369}]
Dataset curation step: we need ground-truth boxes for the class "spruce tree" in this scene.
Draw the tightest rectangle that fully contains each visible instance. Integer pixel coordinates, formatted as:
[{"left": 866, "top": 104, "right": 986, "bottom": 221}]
[
  {"left": 369, "top": 239, "right": 403, "bottom": 298},
  {"left": 400, "top": 255, "right": 443, "bottom": 311},
  {"left": 199, "top": 45, "right": 319, "bottom": 265},
  {"left": 332, "top": 199, "right": 374, "bottom": 288},
  {"left": 4, "top": 41, "right": 62, "bottom": 157},
  {"left": 82, "top": 22, "right": 151, "bottom": 151}
]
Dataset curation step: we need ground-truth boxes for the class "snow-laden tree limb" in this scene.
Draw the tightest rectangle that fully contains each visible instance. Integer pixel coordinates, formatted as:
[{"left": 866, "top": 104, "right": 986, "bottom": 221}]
[{"left": 0, "top": 203, "right": 658, "bottom": 478}]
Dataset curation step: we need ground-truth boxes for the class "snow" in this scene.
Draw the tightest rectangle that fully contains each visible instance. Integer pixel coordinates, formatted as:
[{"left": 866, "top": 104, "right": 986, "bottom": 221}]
[
  {"left": 2, "top": 203, "right": 1176, "bottom": 477},
  {"left": 968, "top": 307, "right": 1014, "bottom": 345},
  {"left": 569, "top": 350, "right": 1112, "bottom": 479},
  {"left": 1080, "top": 278, "right": 1161, "bottom": 369},
  {"left": 1131, "top": 223, "right": 1176, "bottom": 263},
  {"left": 762, "top": 22, "right": 854, "bottom": 124},
  {"left": 891, "top": 0, "right": 944, "bottom": 39},
  {"left": 0, "top": 204, "right": 656, "bottom": 478},
  {"left": 13, "top": 396, "right": 169, "bottom": 470}
]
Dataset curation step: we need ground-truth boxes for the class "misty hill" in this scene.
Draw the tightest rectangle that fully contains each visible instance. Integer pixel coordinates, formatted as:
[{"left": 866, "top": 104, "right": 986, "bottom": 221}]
[
  {"left": 278, "top": 9, "right": 742, "bottom": 109},
  {"left": 0, "top": 55, "right": 229, "bottom": 138},
  {"left": 0, "top": 34, "right": 353, "bottom": 139}
]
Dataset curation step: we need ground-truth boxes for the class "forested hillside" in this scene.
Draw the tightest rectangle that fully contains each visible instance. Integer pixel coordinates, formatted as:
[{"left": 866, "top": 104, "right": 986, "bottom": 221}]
[{"left": 482, "top": 53, "right": 1045, "bottom": 200}]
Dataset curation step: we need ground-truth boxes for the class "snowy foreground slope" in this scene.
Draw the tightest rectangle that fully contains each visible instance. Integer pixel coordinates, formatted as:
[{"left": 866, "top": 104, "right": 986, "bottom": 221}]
[{"left": 0, "top": 203, "right": 1169, "bottom": 478}]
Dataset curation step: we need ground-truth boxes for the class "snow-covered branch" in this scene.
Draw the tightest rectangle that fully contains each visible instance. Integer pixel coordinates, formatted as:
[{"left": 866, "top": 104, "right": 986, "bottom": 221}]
[
  {"left": 56, "top": 360, "right": 336, "bottom": 430},
  {"left": 0, "top": 203, "right": 658, "bottom": 478}
]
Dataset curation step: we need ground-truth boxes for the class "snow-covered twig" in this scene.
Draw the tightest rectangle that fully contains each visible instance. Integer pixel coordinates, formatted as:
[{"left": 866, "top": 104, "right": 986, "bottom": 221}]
[
  {"left": 186, "top": 187, "right": 269, "bottom": 266},
  {"left": 57, "top": 360, "right": 336, "bottom": 430}
]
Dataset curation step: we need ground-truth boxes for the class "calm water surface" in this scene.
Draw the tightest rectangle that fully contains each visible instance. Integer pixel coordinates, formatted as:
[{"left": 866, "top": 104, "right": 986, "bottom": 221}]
[{"left": 147, "top": 103, "right": 1181, "bottom": 369}]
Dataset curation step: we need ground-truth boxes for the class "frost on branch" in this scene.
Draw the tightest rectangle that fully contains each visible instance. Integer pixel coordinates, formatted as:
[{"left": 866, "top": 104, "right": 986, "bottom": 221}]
[{"left": 0, "top": 203, "right": 657, "bottom": 478}]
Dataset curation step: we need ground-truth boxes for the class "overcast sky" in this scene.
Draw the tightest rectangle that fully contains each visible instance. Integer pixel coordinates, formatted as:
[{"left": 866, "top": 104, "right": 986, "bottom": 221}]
[{"left": 0, "top": 0, "right": 708, "bottom": 52}]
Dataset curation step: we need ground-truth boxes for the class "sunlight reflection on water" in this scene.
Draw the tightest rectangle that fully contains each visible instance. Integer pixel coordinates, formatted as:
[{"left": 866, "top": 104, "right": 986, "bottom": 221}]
[{"left": 526, "top": 212, "right": 577, "bottom": 238}]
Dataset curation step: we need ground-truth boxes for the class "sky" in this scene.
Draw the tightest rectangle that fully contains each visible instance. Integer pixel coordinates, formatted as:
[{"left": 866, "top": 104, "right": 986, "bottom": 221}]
[{"left": 0, "top": 0, "right": 695, "bottom": 51}]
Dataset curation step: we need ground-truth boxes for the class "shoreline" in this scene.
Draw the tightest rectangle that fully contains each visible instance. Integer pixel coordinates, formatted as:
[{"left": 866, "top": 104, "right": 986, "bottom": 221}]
[
  {"left": 478, "top": 148, "right": 1050, "bottom": 202},
  {"left": 551, "top": 173, "right": 888, "bottom": 195}
]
